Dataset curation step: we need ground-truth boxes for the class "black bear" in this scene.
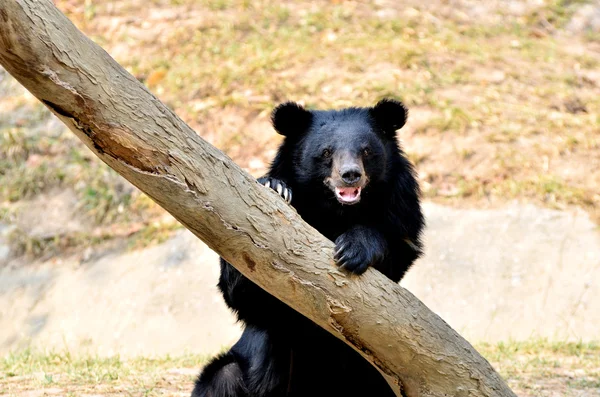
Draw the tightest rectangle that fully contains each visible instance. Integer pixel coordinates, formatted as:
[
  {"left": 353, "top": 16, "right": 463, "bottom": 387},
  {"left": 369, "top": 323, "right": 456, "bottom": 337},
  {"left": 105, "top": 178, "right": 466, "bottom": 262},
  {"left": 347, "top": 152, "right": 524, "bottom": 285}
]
[{"left": 192, "top": 99, "right": 424, "bottom": 397}]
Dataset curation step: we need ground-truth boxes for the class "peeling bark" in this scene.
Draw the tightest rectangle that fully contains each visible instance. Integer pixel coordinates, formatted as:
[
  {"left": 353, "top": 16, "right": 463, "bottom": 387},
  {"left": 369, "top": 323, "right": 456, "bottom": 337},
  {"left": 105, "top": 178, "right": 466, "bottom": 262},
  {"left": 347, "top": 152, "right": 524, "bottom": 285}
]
[{"left": 0, "top": 1, "right": 517, "bottom": 396}]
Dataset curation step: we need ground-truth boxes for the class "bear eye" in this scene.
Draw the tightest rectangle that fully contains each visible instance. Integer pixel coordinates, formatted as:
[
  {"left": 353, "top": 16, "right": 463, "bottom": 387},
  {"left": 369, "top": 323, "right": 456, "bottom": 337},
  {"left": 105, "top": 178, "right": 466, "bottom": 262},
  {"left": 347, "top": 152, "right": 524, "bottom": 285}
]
[
  {"left": 322, "top": 148, "right": 332, "bottom": 158},
  {"left": 362, "top": 148, "right": 371, "bottom": 157}
]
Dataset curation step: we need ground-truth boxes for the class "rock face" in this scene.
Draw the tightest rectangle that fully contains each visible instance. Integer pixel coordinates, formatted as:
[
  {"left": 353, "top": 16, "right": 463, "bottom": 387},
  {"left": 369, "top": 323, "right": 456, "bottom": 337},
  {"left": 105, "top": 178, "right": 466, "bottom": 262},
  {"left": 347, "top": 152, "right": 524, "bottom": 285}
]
[
  {"left": 1, "top": 202, "right": 599, "bottom": 357},
  {"left": 0, "top": 230, "right": 242, "bottom": 357},
  {"left": 403, "top": 202, "right": 600, "bottom": 342}
]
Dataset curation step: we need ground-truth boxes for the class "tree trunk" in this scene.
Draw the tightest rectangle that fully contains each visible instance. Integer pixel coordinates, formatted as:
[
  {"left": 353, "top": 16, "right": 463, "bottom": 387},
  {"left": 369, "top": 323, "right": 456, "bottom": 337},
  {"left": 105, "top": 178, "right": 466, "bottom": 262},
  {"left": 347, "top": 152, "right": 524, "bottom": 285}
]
[{"left": 0, "top": 1, "right": 516, "bottom": 396}]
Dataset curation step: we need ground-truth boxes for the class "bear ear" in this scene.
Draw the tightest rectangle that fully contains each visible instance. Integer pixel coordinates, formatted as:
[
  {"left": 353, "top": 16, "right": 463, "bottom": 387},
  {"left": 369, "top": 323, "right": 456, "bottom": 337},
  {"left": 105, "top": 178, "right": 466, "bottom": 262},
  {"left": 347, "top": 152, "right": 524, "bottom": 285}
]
[
  {"left": 369, "top": 98, "right": 408, "bottom": 136},
  {"left": 271, "top": 102, "right": 313, "bottom": 137}
]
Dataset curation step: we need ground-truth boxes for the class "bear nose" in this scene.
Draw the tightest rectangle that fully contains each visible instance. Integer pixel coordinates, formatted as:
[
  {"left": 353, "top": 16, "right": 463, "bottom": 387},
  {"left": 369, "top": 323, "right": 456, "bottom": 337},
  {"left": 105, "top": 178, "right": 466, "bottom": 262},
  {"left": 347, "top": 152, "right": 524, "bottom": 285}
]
[{"left": 340, "top": 167, "right": 362, "bottom": 185}]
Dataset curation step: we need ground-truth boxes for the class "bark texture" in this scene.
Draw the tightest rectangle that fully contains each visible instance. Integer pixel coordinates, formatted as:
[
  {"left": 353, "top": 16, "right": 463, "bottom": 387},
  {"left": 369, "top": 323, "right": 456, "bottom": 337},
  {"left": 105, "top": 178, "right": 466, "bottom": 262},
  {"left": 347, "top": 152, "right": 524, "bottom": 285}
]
[{"left": 0, "top": 1, "right": 517, "bottom": 396}]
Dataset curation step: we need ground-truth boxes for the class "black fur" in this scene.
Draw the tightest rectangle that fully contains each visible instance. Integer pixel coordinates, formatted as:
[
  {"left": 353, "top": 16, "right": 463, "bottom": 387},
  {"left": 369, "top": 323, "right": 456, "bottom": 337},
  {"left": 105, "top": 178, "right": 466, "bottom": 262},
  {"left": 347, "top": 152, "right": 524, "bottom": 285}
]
[{"left": 193, "top": 99, "right": 424, "bottom": 397}]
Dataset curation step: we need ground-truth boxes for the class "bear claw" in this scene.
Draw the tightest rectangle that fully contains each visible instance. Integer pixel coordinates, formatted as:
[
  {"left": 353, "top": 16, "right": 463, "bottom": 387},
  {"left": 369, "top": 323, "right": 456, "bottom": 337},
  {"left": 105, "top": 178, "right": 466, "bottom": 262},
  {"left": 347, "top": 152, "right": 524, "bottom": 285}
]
[{"left": 257, "top": 177, "right": 292, "bottom": 204}]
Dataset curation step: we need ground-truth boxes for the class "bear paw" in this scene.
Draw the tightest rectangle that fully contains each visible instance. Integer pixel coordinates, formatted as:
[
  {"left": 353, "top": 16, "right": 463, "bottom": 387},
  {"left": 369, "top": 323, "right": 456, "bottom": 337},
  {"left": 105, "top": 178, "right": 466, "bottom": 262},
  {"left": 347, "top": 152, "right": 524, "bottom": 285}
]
[
  {"left": 333, "top": 228, "right": 385, "bottom": 275},
  {"left": 257, "top": 177, "right": 292, "bottom": 204}
]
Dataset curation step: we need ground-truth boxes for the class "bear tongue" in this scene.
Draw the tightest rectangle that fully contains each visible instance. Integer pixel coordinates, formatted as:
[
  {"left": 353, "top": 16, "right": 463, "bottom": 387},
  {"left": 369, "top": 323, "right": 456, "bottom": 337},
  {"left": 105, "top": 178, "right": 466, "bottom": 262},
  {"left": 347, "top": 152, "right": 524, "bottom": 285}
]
[{"left": 335, "top": 187, "right": 361, "bottom": 203}]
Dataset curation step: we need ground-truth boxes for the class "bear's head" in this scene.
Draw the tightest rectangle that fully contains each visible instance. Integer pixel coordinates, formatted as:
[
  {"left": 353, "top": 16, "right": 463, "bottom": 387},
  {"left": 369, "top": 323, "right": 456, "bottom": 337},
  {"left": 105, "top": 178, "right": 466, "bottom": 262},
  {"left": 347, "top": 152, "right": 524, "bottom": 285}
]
[{"left": 271, "top": 99, "right": 407, "bottom": 205}]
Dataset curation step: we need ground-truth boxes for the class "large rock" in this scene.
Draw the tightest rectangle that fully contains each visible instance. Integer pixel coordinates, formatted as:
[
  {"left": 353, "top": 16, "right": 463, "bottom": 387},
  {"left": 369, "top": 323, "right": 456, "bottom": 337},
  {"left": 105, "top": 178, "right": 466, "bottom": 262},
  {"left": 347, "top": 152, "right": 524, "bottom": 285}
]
[
  {"left": 1, "top": 202, "right": 599, "bottom": 357},
  {"left": 0, "top": 230, "right": 241, "bottom": 357},
  {"left": 403, "top": 202, "right": 600, "bottom": 342}
]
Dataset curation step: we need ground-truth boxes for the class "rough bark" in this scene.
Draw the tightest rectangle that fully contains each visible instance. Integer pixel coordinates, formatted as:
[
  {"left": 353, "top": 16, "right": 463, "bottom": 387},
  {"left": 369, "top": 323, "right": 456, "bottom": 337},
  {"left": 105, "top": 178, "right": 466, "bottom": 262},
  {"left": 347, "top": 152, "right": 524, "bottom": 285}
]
[{"left": 0, "top": 1, "right": 517, "bottom": 396}]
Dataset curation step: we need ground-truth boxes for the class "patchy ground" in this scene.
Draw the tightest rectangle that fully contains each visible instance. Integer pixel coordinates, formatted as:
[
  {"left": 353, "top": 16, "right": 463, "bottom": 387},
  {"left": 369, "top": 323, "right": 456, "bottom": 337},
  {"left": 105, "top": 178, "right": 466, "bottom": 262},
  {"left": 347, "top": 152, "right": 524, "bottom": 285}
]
[
  {"left": 0, "top": 341, "right": 598, "bottom": 397},
  {"left": 55, "top": 0, "right": 600, "bottom": 221},
  {"left": 2, "top": 0, "right": 600, "bottom": 262}
]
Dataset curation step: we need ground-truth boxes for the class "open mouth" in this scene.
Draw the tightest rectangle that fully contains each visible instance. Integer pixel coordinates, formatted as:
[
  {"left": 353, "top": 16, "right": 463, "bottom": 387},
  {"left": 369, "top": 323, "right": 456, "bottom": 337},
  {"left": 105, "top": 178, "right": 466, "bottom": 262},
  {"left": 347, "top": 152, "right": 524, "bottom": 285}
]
[{"left": 334, "top": 186, "right": 362, "bottom": 205}]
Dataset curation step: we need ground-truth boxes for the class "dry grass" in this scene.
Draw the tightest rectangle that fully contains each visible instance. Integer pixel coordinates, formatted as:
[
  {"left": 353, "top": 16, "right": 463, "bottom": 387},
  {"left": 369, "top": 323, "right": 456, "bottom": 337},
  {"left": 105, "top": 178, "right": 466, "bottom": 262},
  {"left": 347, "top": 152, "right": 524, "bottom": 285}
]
[
  {"left": 45, "top": 0, "right": 600, "bottom": 220},
  {"left": 480, "top": 339, "right": 600, "bottom": 396},
  {"left": 1, "top": 340, "right": 598, "bottom": 396},
  {"left": 1, "top": 0, "right": 599, "bottom": 256},
  {"left": 0, "top": 349, "right": 207, "bottom": 396}
]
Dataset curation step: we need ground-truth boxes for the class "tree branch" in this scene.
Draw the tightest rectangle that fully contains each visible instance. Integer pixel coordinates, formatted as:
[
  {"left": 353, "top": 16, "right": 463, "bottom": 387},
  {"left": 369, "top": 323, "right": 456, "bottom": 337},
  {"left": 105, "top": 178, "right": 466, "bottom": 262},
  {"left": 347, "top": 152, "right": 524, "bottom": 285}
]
[{"left": 0, "top": 1, "right": 516, "bottom": 396}]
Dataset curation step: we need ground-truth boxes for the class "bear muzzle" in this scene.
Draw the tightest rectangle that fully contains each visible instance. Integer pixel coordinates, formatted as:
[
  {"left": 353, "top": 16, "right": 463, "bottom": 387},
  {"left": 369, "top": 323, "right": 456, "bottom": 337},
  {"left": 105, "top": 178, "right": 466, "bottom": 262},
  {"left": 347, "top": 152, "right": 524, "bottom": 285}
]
[{"left": 326, "top": 151, "right": 368, "bottom": 205}]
